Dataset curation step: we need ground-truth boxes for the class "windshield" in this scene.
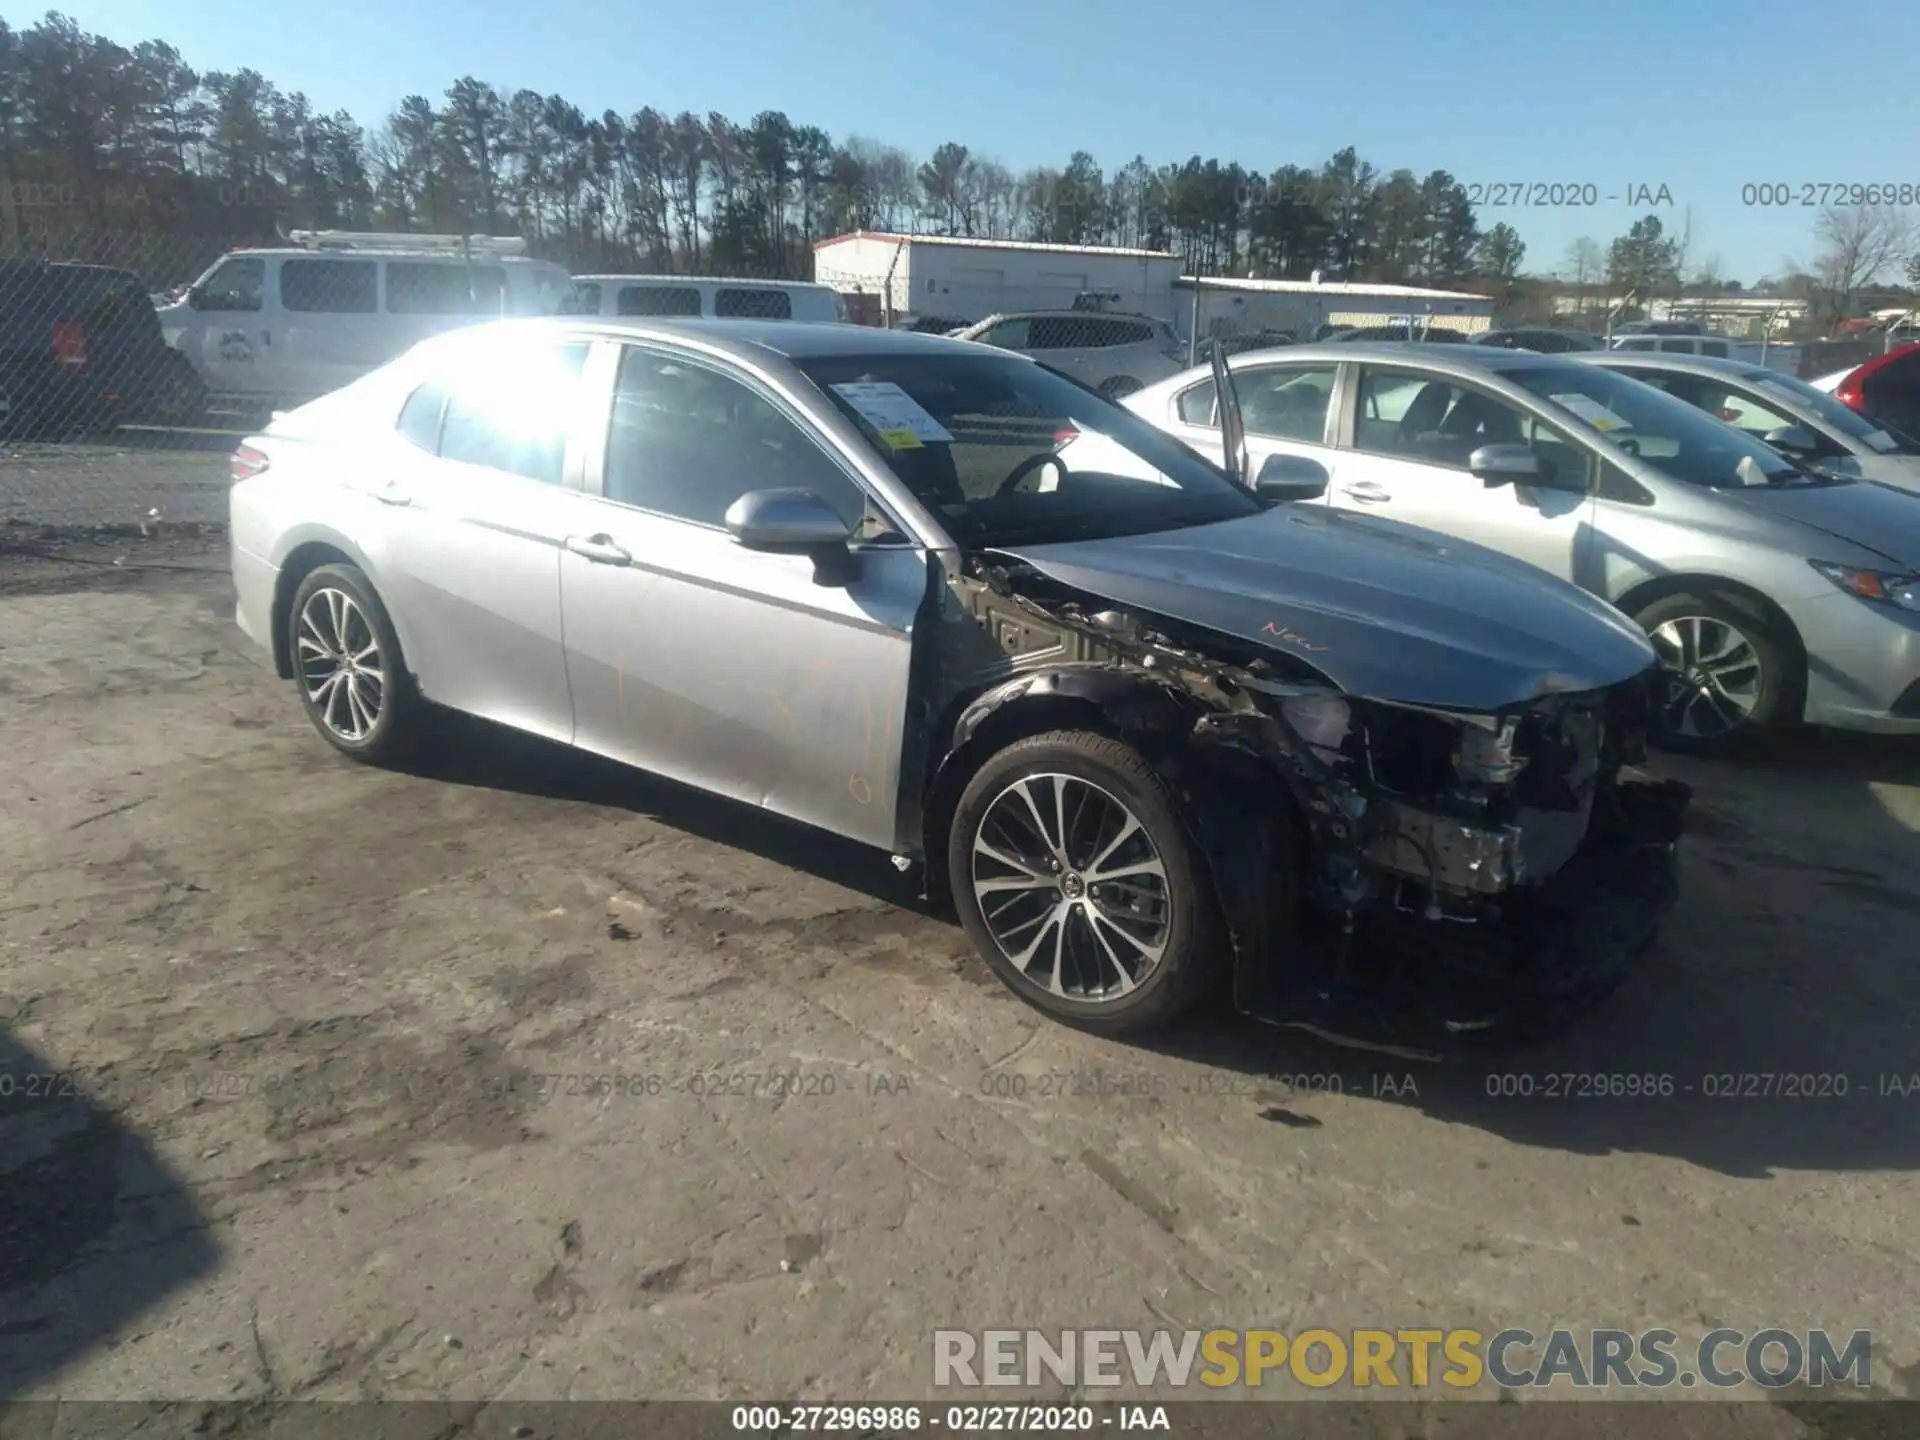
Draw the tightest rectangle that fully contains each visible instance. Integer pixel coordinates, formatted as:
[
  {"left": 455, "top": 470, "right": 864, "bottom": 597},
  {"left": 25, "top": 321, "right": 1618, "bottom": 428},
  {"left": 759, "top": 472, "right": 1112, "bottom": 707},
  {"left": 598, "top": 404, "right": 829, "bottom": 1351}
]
[
  {"left": 1741, "top": 368, "right": 1912, "bottom": 454},
  {"left": 794, "top": 351, "right": 1261, "bottom": 546},
  {"left": 1504, "top": 363, "right": 1810, "bottom": 488}
]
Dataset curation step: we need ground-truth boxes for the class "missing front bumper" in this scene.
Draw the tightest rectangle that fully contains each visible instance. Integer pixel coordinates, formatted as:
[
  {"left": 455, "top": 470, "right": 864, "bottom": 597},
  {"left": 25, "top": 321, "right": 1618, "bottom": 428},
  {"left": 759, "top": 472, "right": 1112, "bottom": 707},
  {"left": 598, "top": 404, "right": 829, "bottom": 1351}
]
[{"left": 1236, "top": 778, "right": 1692, "bottom": 1052}]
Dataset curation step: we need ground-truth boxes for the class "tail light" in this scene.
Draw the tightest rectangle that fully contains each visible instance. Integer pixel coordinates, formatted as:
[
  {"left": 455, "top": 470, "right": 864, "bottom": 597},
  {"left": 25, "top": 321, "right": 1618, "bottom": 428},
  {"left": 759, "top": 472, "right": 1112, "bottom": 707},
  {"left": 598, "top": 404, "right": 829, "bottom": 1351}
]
[
  {"left": 52, "top": 322, "right": 89, "bottom": 369},
  {"left": 1052, "top": 427, "right": 1079, "bottom": 449},
  {"left": 230, "top": 443, "right": 271, "bottom": 482},
  {"left": 1837, "top": 343, "right": 1920, "bottom": 415}
]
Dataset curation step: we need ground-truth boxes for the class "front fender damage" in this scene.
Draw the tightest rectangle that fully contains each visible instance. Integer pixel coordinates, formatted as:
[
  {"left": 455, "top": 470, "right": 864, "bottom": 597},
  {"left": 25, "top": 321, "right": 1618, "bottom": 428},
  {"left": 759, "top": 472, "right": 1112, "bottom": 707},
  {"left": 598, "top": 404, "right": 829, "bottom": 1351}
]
[{"left": 938, "top": 553, "right": 1691, "bottom": 1055}]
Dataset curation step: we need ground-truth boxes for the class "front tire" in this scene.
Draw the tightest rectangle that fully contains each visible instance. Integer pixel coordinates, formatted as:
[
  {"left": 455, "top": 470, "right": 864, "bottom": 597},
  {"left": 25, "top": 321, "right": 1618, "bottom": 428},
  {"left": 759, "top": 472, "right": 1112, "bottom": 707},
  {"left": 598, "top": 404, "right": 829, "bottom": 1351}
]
[
  {"left": 287, "top": 563, "right": 423, "bottom": 765},
  {"left": 948, "top": 730, "right": 1224, "bottom": 1036},
  {"left": 1633, "top": 589, "right": 1800, "bottom": 755}
]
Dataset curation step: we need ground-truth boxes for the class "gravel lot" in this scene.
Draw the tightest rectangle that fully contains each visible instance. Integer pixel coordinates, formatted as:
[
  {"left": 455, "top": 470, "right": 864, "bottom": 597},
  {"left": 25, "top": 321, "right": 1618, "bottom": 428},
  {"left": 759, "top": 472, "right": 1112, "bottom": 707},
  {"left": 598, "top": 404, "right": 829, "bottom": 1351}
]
[
  {"left": 4, "top": 452, "right": 1920, "bottom": 1427},
  {"left": 1, "top": 432, "right": 234, "bottom": 530}
]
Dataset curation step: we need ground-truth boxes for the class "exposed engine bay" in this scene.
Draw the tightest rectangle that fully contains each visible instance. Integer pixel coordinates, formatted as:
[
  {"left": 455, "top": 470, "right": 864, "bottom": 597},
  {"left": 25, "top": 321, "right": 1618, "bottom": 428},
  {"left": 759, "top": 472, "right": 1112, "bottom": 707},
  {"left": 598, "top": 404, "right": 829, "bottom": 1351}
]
[{"left": 921, "top": 552, "right": 1692, "bottom": 1055}]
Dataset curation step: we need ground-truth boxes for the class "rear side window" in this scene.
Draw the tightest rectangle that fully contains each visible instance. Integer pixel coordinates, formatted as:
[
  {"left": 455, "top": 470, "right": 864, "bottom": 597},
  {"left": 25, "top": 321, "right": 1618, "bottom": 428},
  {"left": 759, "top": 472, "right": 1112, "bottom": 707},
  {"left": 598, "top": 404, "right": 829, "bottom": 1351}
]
[
  {"left": 397, "top": 382, "right": 447, "bottom": 451},
  {"left": 618, "top": 285, "right": 703, "bottom": 317},
  {"left": 436, "top": 342, "right": 591, "bottom": 484},
  {"left": 280, "top": 259, "right": 377, "bottom": 314},
  {"left": 1176, "top": 381, "right": 1217, "bottom": 425},
  {"left": 1700, "top": 341, "right": 1729, "bottom": 358},
  {"left": 714, "top": 288, "right": 791, "bottom": 319},
  {"left": 1658, "top": 339, "right": 1694, "bottom": 353},
  {"left": 387, "top": 262, "right": 507, "bottom": 315}
]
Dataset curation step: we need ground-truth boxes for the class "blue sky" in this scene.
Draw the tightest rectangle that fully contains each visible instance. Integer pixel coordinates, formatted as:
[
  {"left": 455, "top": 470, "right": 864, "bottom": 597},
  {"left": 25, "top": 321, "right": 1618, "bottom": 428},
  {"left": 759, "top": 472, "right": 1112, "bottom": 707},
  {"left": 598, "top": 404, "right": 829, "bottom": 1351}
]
[{"left": 45, "top": 0, "right": 1920, "bottom": 282}]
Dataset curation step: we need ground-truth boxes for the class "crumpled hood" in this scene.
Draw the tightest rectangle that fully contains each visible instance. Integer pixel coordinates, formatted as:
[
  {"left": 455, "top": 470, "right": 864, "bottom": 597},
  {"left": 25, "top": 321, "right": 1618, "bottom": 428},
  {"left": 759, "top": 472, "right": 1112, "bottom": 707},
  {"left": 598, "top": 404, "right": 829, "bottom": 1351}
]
[
  {"left": 994, "top": 506, "right": 1658, "bottom": 711},
  {"left": 1718, "top": 476, "right": 1920, "bottom": 563}
]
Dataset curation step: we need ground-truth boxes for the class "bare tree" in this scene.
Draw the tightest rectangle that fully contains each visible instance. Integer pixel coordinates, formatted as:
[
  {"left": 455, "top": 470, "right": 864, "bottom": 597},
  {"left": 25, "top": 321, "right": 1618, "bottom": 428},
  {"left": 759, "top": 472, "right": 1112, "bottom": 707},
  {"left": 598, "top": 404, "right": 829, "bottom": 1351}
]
[{"left": 1805, "top": 204, "right": 1914, "bottom": 327}]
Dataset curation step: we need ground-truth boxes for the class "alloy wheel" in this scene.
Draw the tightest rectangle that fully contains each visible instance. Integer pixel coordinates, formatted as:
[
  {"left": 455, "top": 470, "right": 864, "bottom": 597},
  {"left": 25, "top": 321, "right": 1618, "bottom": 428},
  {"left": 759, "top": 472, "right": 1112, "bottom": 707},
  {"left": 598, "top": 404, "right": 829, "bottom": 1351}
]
[
  {"left": 970, "top": 772, "right": 1172, "bottom": 1001},
  {"left": 1647, "top": 614, "right": 1763, "bottom": 739},
  {"left": 296, "top": 587, "right": 386, "bottom": 743}
]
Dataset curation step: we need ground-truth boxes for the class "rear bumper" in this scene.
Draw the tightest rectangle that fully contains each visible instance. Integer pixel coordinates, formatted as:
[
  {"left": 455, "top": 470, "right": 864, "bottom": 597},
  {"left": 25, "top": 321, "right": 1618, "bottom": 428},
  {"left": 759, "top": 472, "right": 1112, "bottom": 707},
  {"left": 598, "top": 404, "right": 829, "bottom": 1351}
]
[{"left": 231, "top": 538, "right": 278, "bottom": 666}]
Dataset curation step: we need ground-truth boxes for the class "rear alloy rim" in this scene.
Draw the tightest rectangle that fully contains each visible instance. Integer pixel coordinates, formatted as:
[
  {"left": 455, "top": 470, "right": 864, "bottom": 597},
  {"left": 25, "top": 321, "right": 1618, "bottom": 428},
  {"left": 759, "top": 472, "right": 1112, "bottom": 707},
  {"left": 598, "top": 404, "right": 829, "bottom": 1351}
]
[
  {"left": 296, "top": 588, "right": 386, "bottom": 742},
  {"left": 970, "top": 773, "right": 1171, "bottom": 1002},
  {"left": 1648, "top": 615, "right": 1762, "bottom": 739}
]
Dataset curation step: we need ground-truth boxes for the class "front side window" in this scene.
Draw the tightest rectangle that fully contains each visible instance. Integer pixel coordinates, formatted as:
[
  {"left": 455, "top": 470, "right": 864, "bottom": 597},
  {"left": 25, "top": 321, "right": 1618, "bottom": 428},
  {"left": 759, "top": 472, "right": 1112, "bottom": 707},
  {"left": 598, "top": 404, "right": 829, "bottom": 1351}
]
[
  {"left": 197, "top": 257, "right": 265, "bottom": 312},
  {"left": 1503, "top": 362, "right": 1806, "bottom": 488},
  {"left": 603, "top": 348, "right": 868, "bottom": 527},
  {"left": 1353, "top": 368, "right": 1588, "bottom": 487},
  {"left": 795, "top": 351, "right": 1262, "bottom": 548},
  {"left": 713, "top": 287, "right": 790, "bottom": 319},
  {"left": 1746, "top": 369, "right": 1911, "bottom": 454},
  {"left": 280, "top": 259, "right": 377, "bottom": 314},
  {"left": 618, "top": 285, "right": 702, "bottom": 317},
  {"left": 435, "top": 341, "right": 590, "bottom": 484}
]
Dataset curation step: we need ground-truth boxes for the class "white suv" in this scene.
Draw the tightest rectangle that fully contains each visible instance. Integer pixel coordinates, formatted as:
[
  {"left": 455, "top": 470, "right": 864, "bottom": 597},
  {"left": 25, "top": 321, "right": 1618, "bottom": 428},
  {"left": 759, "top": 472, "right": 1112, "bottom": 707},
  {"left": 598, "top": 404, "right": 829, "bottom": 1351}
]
[
  {"left": 157, "top": 232, "right": 570, "bottom": 405},
  {"left": 952, "top": 311, "right": 1185, "bottom": 397}
]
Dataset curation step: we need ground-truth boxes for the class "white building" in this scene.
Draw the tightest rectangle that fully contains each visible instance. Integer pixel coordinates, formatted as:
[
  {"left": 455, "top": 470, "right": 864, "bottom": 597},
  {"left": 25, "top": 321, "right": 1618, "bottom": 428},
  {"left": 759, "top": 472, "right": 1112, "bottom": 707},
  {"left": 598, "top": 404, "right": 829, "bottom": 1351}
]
[
  {"left": 1176, "top": 275, "right": 1495, "bottom": 344},
  {"left": 811, "top": 232, "right": 1183, "bottom": 326}
]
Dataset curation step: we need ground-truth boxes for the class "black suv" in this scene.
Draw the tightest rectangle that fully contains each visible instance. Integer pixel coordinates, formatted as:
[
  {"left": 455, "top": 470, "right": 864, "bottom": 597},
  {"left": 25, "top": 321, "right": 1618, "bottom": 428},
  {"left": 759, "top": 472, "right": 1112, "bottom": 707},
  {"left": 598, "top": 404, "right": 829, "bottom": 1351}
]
[{"left": 1, "top": 260, "right": 206, "bottom": 437}]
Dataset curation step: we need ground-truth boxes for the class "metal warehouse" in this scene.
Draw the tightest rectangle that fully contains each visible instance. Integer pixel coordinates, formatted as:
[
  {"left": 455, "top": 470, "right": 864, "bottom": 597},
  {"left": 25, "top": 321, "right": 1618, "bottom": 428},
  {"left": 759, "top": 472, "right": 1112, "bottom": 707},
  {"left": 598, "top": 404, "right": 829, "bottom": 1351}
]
[
  {"left": 1177, "top": 274, "right": 1495, "bottom": 344},
  {"left": 812, "top": 232, "right": 1183, "bottom": 327}
]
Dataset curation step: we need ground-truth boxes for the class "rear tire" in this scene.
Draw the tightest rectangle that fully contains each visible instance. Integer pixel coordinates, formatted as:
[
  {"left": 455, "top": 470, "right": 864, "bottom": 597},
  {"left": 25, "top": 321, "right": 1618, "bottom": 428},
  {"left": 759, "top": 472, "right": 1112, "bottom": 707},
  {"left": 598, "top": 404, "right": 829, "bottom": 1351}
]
[
  {"left": 1632, "top": 589, "right": 1801, "bottom": 755},
  {"left": 287, "top": 563, "right": 424, "bottom": 766},
  {"left": 948, "top": 730, "right": 1224, "bottom": 1036}
]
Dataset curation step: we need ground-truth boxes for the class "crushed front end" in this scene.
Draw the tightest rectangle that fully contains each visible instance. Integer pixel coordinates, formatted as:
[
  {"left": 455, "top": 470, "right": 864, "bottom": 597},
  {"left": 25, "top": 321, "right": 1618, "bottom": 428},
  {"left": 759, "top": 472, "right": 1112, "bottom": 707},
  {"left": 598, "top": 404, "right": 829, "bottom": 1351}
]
[{"left": 1194, "top": 668, "right": 1692, "bottom": 1050}]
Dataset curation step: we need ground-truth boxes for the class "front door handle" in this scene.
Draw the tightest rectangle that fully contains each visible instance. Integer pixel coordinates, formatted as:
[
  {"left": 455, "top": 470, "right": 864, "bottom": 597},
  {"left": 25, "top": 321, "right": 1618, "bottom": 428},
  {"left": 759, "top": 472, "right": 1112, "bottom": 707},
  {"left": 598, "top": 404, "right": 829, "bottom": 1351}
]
[
  {"left": 1342, "top": 481, "right": 1393, "bottom": 504},
  {"left": 565, "top": 533, "right": 632, "bottom": 566},
  {"left": 374, "top": 479, "right": 411, "bottom": 506}
]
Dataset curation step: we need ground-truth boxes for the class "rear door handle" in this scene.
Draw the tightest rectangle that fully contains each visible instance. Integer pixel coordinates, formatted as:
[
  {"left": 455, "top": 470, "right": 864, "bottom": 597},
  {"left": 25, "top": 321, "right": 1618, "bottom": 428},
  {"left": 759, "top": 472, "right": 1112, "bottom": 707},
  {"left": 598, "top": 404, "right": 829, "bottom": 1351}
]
[
  {"left": 374, "top": 480, "right": 411, "bottom": 506},
  {"left": 565, "top": 533, "right": 632, "bottom": 566},
  {"left": 1342, "top": 482, "right": 1393, "bottom": 504}
]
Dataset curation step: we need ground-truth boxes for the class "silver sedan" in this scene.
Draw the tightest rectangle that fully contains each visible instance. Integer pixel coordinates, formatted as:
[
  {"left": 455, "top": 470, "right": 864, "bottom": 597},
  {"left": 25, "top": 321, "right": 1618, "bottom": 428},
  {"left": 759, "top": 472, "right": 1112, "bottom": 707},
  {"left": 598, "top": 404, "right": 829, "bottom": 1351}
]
[
  {"left": 1123, "top": 342, "right": 1920, "bottom": 749},
  {"left": 228, "top": 318, "right": 1687, "bottom": 1048},
  {"left": 1576, "top": 349, "right": 1920, "bottom": 492}
]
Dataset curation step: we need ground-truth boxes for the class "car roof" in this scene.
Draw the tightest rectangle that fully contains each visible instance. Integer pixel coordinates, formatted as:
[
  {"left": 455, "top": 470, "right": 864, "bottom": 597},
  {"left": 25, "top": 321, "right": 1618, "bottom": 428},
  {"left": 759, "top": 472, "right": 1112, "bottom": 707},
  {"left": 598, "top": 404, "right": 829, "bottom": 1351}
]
[
  {"left": 1579, "top": 350, "right": 1782, "bottom": 379},
  {"left": 972, "top": 310, "right": 1161, "bottom": 323},
  {"left": 571, "top": 274, "right": 833, "bottom": 290},
  {"left": 1220, "top": 340, "right": 1569, "bottom": 373},
  {"left": 445, "top": 316, "right": 1013, "bottom": 363}
]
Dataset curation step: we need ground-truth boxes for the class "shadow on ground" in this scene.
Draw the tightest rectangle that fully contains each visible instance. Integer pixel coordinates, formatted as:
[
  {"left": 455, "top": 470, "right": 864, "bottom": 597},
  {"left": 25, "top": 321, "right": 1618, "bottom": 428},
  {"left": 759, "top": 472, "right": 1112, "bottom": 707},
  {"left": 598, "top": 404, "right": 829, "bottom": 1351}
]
[
  {"left": 400, "top": 711, "right": 1920, "bottom": 1181},
  {"left": 0, "top": 1028, "right": 222, "bottom": 1397}
]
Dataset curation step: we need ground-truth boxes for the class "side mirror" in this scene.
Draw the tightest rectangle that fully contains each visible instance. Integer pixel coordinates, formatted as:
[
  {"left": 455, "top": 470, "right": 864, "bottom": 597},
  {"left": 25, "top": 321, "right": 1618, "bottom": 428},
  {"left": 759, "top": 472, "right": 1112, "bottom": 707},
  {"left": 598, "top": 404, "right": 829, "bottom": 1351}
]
[
  {"left": 724, "top": 487, "right": 857, "bottom": 585},
  {"left": 1251, "top": 452, "right": 1330, "bottom": 503},
  {"left": 1763, "top": 423, "right": 1822, "bottom": 457},
  {"left": 1468, "top": 443, "right": 1542, "bottom": 487},
  {"left": 185, "top": 285, "right": 209, "bottom": 311}
]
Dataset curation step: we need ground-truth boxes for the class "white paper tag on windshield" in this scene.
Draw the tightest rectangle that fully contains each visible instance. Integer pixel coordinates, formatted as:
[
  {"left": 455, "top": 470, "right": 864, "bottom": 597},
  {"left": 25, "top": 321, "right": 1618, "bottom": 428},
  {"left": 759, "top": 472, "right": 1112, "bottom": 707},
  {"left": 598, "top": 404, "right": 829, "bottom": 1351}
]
[
  {"left": 1550, "top": 393, "right": 1632, "bottom": 432},
  {"left": 830, "top": 381, "right": 953, "bottom": 450}
]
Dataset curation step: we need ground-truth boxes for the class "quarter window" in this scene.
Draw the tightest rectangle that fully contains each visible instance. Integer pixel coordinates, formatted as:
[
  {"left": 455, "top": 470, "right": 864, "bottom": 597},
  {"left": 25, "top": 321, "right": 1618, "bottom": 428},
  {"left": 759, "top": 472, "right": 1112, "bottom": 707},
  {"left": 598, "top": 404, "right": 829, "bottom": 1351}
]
[
  {"left": 602, "top": 348, "right": 867, "bottom": 527},
  {"left": 714, "top": 287, "right": 791, "bottom": 319},
  {"left": 386, "top": 262, "right": 507, "bottom": 315},
  {"left": 618, "top": 284, "right": 703, "bottom": 317},
  {"left": 436, "top": 342, "right": 591, "bottom": 484},
  {"left": 279, "top": 258, "right": 377, "bottom": 314},
  {"left": 1176, "top": 380, "right": 1217, "bottom": 425},
  {"left": 396, "top": 382, "right": 447, "bottom": 452}
]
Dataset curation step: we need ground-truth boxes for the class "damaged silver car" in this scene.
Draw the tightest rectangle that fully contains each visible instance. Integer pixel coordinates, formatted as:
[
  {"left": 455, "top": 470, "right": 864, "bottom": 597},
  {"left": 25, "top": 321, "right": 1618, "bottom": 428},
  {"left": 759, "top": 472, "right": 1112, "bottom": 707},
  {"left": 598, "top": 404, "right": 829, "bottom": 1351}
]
[{"left": 229, "top": 318, "right": 1690, "bottom": 1049}]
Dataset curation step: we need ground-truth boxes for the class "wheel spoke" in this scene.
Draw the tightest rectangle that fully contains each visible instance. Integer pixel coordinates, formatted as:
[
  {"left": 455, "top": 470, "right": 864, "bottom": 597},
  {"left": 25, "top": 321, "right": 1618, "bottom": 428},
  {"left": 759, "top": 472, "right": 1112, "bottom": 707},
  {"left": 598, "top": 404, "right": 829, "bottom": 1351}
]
[
  {"left": 1083, "top": 813, "right": 1141, "bottom": 879},
  {"left": 1011, "top": 778, "right": 1061, "bottom": 861},
  {"left": 1082, "top": 908, "right": 1143, "bottom": 995},
  {"left": 1087, "top": 855, "right": 1168, "bottom": 885},
  {"left": 973, "top": 836, "right": 1047, "bottom": 880}
]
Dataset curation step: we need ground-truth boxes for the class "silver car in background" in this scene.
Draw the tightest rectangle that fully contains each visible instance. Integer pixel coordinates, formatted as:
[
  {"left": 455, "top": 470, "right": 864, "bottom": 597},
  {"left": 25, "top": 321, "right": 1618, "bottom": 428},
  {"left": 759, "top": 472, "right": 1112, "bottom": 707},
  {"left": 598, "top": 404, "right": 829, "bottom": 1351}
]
[
  {"left": 227, "top": 318, "right": 1688, "bottom": 1050},
  {"left": 1577, "top": 349, "right": 1920, "bottom": 492},
  {"left": 1124, "top": 343, "right": 1920, "bottom": 750}
]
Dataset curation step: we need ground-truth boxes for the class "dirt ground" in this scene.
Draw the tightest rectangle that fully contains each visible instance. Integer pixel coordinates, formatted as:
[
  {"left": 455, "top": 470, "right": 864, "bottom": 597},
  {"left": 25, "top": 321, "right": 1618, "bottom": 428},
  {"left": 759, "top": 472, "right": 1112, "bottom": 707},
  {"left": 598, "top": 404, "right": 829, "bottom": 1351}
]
[{"left": 3, "top": 525, "right": 1920, "bottom": 1423}]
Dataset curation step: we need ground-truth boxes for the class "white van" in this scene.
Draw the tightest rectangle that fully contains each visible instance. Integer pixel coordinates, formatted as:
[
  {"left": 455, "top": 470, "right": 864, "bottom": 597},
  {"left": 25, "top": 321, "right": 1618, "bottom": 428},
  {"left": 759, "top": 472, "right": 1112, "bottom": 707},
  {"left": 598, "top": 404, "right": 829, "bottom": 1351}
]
[
  {"left": 559, "top": 274, "right": 848, "bottom": 324},
  {"left": 1609, "top": 332, "right": 1799, "bottom": 374},
  {"left": 157, "top": 232, "right": 570, "bottom": 403}
]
